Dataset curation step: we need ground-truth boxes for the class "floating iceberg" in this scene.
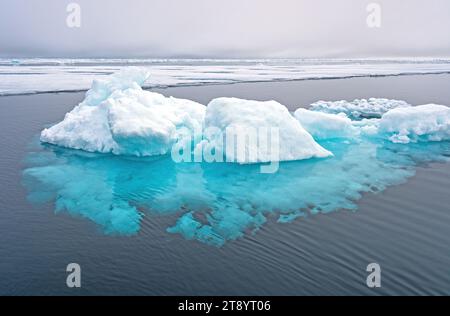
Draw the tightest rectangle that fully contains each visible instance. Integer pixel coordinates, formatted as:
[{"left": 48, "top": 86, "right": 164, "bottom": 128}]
[
  {"left": 379, "top": 104, "right": 450, "bottom": 143},
  {"left": 294, "top": 108, "right": 357, "bottom": 139},
  {"left": 305, "top": 98, "right": 450, "bottom": 144},
  {"left": 41, "top": 67, "right": 206, "bottom": 156},
  {"left": 309, "top": 98, "right": 411, "bottom": 119},
  {"left": 197, "top": 97, "right": 332, "bottom": 163},
  {"left": 41, "top": 68, "right": 332, "bottom": 163},
  {"left": 29, "top": 67, "right": 450, "bottom": 246},
  {"left": 39, "top": 67, "right": 450, "bottom": 159}
]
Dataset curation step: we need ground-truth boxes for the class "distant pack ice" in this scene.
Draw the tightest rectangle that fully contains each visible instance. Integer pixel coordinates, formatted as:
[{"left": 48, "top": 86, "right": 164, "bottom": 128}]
[{"left": 2, "top": 58, "right": 450, "bottom": 96}]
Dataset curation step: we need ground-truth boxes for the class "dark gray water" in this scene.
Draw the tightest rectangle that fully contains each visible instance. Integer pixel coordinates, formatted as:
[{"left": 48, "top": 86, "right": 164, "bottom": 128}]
[
  {"left": 152, "top": 73, "right": 450, "bottom": 110},
  {"left": 1, "top": 74, "right": 450, "bottom": 295}
]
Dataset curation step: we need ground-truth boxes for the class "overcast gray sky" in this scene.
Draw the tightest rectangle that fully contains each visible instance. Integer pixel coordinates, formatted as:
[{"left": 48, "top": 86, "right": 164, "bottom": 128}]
[{"left": 0, "top": 0, "right": 449, "bottom": 58}]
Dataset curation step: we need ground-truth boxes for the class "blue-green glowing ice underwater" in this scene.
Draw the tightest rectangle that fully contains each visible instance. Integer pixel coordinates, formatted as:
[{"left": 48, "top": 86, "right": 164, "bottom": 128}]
[
  {"left": 22, "top": 68, "right": 450, "bottom": 246},
  {"left": 23, "top": 137, "right": 450, "bottom": 246}
]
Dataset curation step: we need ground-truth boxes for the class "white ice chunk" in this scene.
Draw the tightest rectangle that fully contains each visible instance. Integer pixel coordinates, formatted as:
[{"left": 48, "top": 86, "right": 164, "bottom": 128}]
[
  {"left": 40, "top": 101, "right": 118, "bottom": 153},
  {"left": 379, "top": 104, "right": 450, "bottom": 143},
  {"left": 84, "top": 67, "right": 151, "bottom": 106},
  {"left": 198, "top": 97, "right": 332, "bottom": 163},
  {"left": 351, "top": 118, "right": 380, "bottom": 136},
  {"left": 310, "top": 98, "right": 411, "bottom": 119},
  {"left": 294, "top": 108, "right": 357, "bottom": 139},
  {"left": 41, "top": 67, "right": 206, "bottom": 156}
]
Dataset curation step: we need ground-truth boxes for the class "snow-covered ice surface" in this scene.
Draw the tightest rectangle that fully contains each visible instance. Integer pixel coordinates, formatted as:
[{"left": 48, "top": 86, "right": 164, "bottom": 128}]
[
  {"left": 41, "top": 68, "right": 331, "bottom": 162},
  {"left": 41, "top": 68, "right": 206, "bottom": 156},
  {"left": 379, "top": 104, "right": 450, "bottom": 143},
  {"left": 309, "top": 98, "right": 411, "bottom": 119},
  {"left": 301, "top": 101, "right": 450, "bottom": 143},
  {"left": 22, "top": 67, "right": 450, "bottom": 246},
  {"left": 2, "top": 58, "right": 450, "bottom": 95},
  {"left": 294, "top": 108, "right": 357, "bottom": 139},
  {"left": 199, "top": 97, "right": 331, "bottom": 163}
]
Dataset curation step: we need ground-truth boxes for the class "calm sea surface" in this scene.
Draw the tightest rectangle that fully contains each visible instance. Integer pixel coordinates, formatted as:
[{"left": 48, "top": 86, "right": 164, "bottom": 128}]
[{"left": 1, "top": 74, "right": 449, "bottom": 295}]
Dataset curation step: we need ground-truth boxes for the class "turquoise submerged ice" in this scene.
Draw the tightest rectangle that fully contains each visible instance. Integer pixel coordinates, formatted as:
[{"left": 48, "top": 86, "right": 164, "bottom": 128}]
[
  {"left": 24, "top": 68, "right": 450, "bottom": 246},
  {"left": 23, "top": 138, "right": 450, "bottom": 246}
]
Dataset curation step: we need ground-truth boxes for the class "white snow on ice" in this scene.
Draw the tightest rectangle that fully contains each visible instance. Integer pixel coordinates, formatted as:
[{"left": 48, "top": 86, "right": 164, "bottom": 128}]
[
  {"left": 303, "top": 100, "right": 450, "bottom": 143},
  {"left": 379, "top": 104, "right": 450, "bottom": 143},
  {"left": 309, "top": 98, "right": 411, "bottom": 119},
  {"left": 41, "top": 68, "right": 206, "bottom": 156},
  {"left": 294, "top": 108, "right": 357, "bottom": 139},
  {"left": 199, "top": 97, "right": 332, "bottom": 163}
]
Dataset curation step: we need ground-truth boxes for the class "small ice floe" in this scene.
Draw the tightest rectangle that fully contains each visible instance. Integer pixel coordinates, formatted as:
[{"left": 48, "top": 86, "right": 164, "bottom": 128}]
[
  {"left": 309, "top": 98, "right": 411, "bottom": 119},
  {"left": 379, "top": 104, "right": 450, "bottom": 143}
]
